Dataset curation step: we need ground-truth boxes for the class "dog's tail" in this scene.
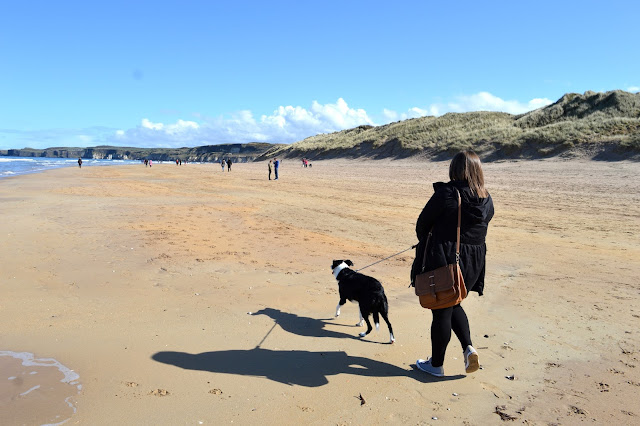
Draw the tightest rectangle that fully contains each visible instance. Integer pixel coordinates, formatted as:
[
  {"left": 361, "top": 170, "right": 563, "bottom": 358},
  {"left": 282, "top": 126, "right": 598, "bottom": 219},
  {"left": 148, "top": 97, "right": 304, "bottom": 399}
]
[
  {"left": 372, "top": 311, "right": 380, "bottom": 331},
  {"left": 382, "top": 293, "right": 389, "bottom": 312}
]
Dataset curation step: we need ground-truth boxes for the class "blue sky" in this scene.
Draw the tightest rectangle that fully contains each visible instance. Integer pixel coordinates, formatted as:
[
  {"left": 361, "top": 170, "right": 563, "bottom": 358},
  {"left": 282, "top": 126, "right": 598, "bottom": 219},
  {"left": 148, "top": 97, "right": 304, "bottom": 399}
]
[{"left": 1, "top": 0, "right": 638, "bottom": 150}]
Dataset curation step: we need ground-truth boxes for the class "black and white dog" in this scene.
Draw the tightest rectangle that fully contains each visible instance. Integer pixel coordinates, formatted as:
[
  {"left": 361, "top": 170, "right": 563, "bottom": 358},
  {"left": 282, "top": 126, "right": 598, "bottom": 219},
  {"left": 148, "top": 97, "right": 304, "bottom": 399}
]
[{"left": 331, "top": 259, "right": 395, "bottom": 343}]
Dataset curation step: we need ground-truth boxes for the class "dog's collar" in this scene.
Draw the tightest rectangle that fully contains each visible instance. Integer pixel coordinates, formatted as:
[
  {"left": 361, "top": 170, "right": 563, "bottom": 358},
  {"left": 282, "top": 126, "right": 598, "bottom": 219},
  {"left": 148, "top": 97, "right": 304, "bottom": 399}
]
[{"left": 332, "top": 262, "right": 350, "bottom": 280}]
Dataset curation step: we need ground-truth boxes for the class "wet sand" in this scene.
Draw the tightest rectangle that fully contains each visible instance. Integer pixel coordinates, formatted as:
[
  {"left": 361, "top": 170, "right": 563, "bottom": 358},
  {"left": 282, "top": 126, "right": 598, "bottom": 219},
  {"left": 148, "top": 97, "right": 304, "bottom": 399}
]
[{"left": 1, "top": 159, "right": 639, "bottom": 424}]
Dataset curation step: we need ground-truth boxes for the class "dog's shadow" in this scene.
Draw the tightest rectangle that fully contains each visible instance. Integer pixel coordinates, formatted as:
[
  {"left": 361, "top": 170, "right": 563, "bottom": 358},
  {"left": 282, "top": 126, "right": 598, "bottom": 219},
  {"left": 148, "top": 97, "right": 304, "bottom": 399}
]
[
  {"left": 152, "top": 347, "right": 463, "bottom": 387},
  {"left": 251, "top": 307, "right": 360, "bottom": 340}
]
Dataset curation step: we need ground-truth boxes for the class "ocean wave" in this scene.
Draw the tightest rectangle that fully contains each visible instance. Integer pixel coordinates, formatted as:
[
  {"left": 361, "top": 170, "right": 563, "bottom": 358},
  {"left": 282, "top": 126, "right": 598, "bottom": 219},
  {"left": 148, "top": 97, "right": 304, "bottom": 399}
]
[{"left": 0, "top": 157, "right": 37, "bottom": 162}]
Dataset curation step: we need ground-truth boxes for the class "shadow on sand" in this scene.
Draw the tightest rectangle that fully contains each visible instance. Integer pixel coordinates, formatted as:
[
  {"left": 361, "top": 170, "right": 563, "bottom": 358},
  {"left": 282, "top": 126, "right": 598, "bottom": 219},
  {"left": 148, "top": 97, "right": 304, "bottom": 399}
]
[
  {"left": 250, "top": 307, "right": 362, "bottom": 341},
  {"left": 152, "top": 347, "right": 463, "bottom": 387},
  {"left": 152, "top": 309, "right": 464, "bottom": 386}
]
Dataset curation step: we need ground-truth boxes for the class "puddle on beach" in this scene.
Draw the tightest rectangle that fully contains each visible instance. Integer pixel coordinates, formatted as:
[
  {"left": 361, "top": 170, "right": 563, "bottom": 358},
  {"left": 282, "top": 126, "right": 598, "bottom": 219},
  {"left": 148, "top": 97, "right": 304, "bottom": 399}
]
[{"left": 0, "top": 351, "right": 81, "bottom": 426}]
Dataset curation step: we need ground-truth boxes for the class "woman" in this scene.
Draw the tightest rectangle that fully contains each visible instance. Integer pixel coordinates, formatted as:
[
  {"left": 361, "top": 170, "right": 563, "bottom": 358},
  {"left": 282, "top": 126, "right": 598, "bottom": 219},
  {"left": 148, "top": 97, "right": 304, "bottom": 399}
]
[{"left": 411, "top": 150, "right": 494, "bottom": 377}]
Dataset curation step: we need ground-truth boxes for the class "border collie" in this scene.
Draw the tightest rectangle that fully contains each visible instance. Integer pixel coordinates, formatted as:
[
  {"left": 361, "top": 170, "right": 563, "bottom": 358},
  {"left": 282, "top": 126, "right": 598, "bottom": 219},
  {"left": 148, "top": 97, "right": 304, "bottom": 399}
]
[{"left": 331, "top": 259, "right": 395, "bottom": 343}]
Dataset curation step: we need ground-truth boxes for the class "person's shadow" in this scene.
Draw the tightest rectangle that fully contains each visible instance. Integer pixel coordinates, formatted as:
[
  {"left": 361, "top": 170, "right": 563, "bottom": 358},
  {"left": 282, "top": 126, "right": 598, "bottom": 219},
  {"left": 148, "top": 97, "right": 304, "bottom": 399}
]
[
  {"left": 250, "top": 307, "right": 361, "bottom": 341},
  {"left": 152, "top": 347, "right": 463, "bottom": 387},
  {"left": 152, "top": 310, "right": 465, "bottom": 386}
]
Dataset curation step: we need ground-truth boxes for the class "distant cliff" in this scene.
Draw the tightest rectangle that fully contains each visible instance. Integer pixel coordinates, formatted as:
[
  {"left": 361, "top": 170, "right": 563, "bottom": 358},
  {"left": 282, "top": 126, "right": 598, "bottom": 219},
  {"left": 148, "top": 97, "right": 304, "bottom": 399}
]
[{"left": 1, "top": 143, "right": 279, "bottom": 163}]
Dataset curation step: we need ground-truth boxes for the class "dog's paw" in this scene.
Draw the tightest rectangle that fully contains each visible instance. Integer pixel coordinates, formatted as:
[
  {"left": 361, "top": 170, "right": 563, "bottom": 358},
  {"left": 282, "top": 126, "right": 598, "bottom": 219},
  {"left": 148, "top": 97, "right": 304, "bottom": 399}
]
[
  {"left": 359, "top": 332, "right": 367, "bottom": 338},
  {"left": 356, "top": 320, "right": 364, "bottom": 327},
  {"left": 335, "top": 310, "right": 341, "bottom": 317}
]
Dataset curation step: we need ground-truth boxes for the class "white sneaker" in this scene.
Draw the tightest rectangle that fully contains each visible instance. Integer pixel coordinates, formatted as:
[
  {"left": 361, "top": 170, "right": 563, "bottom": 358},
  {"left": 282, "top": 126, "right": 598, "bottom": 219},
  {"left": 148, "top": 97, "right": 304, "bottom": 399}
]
[
  {"left": 416, "top": 358, "right": 444, "bottom": 377},
  {"left": 464, "top": 345, "right": 479, "bottom": 373}
]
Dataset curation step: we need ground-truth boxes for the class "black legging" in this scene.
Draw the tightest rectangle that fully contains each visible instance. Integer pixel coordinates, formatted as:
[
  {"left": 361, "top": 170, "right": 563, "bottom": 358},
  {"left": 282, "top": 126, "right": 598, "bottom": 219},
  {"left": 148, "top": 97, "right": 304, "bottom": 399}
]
[{"left": 430, "top": 304, "right": 472, "bottom": 367}]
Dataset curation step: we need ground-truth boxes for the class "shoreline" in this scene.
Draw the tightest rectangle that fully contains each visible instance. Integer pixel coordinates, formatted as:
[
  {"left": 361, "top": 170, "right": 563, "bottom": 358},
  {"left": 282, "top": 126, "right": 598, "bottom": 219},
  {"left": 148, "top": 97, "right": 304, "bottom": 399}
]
[{"left": 1, "top": 159, "right": 639, "bottom": 424}]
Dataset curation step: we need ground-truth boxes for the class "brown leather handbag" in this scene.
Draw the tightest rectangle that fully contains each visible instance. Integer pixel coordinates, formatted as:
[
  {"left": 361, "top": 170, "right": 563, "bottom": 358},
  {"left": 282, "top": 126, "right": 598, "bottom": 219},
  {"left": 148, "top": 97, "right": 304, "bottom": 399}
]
[{"left": 414, "top": 188, "right": 467, "bottom": 309}]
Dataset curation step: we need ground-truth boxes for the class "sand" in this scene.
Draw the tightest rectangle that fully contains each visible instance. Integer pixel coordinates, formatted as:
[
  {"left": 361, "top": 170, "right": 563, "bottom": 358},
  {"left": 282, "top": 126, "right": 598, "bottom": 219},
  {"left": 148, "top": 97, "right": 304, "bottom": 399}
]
[{"left": 1, "top": 158, "right": 639, "bottom": 424}]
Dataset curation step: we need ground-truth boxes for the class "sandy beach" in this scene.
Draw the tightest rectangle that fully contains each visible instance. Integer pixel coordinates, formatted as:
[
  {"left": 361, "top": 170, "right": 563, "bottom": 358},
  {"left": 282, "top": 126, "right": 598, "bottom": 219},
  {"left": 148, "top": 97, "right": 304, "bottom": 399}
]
[{"left": 1, "top": 158, "right": 639, "bottom": 425}]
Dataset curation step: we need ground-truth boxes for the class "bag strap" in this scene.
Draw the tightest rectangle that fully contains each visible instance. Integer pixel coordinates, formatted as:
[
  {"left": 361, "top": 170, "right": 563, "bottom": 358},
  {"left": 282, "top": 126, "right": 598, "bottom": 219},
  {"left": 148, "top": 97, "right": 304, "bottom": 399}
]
[
  {"left": 421, "top": 187, "right": 462, "bottom": 271},
  {"left": 455, "top": 188, "right": 461, "bottom": 265}
]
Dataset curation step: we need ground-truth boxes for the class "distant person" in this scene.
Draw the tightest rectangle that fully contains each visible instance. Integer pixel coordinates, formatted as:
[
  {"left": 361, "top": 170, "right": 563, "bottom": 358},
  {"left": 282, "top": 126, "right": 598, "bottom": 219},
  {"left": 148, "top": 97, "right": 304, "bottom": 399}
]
[
  {"left": 274, "top": 158, "right": 280, "bottom": 180},
  {"left": 227, "top": 158, "right": 232, "bottom": 172},
  {"left": 268, "top": 160, "right": 273, "bottom": 180},
  {"left": 77, "top": 157, "right": 82, "bottom": 168},
  {"left": 176, "top": 159, "right": 179, "bottom": 166},
  {"left": 149, "top": 159, "right": 152, "bottom": 167},
  {"left": 179, "top": 159, "right": 182, "bottom": 165},
  {"left": 220, "top": 159, "right": 225, "bottom": 172},
  {"left": 411, "top": 150, "right": 494, "bottom": 377}
]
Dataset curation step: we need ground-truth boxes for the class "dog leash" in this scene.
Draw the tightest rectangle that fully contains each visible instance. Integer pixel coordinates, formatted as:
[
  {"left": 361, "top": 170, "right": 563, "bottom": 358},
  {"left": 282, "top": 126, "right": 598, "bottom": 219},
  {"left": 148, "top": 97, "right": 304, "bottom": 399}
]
[{"left": 354, "top": 244, "right": 417, "bottom": 272}]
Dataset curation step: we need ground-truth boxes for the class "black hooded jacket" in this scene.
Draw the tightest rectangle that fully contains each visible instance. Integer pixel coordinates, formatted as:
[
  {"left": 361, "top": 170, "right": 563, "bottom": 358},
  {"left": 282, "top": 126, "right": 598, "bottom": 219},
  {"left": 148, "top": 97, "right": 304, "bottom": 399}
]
[{"left": 410, "top": 180, "right": 494, "bottom": 295}]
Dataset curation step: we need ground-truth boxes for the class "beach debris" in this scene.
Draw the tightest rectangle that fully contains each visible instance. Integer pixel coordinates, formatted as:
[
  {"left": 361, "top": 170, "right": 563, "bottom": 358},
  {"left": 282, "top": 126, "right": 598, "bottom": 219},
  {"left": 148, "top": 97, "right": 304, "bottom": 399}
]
[
  {"left": 569, "top": 405, "right": 587, "bottom": 415},
  {"left": 209, "top": 388, "right": 223, "bottom": 395},
  {"left": 505, "top": 375, "right": 515, "bottom": 380},
  {"left": 124, "top": 381, "right": 138, "bottom": 387},
  {"left": 358, "top": 393, "right": 366, "bottom": 405},
  {"left": 484, "top": 334, "right": 489, "bottom": 338},
  {"left": 619, "top": 343, "right": 633, "bottom": 355},
  {"left": 149, "top": 388, "right": 170, "bottom": 396},
  {"left": 452, "top": 392, "right": 458, "bottom": 396},
  {"left": 494, "top": 405, "right": 518, "bottom": 421},
  {"left": 432, "top": 416, "right": 438, "bottom": 420}
]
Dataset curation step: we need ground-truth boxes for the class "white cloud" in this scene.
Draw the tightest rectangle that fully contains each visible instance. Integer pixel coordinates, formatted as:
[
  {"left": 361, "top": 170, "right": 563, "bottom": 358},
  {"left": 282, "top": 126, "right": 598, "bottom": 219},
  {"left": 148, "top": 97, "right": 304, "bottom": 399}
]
[
  {"left": 109, "top": 98, "right": 374, "bottom": 148},
  {"left": 627, "top": 86, "right": 639, "bottom": 93},
  {"left": 381, "top": 92, "right": 553, "bottom": 125},
  {"left": 444, "top": 92, "right": 553, "bottom": 114},
  {"left": 383, "top": 108, "right": 399, "bottom": 121},
  {"left": 0, "top": 93, "right": 557, "bottom": 150},
  {"left": 141, "top": 118, "right": 163, "bottom": 130}
]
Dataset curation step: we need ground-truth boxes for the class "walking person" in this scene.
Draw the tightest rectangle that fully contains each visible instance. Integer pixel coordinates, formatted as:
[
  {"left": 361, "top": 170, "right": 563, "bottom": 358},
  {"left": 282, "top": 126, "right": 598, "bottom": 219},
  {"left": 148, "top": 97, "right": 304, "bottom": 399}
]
[
  {"left": 227, "top": 158, "right": 232, "bottom": 172},
  {"left": 411, "top": 150, "right": 494, "bottom": 377},
  {"left": 220, "top": 159, "right": 225, "bottom": 172},
  {"left": 273, "top": 158, "right": 280, "bottom": 180},
  {"left": 77, "top": 157, "right": 82, "bottom": 168},
  {"left": 268, "top": 160, "right": 273, "bottom": 180}
]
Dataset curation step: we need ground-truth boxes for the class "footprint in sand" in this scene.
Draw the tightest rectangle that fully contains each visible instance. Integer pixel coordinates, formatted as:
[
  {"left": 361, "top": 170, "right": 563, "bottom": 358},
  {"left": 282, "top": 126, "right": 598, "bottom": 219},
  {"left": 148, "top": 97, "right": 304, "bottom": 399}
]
[
  {"left": 208, "top": 388, "right": 223, "bottom": 395},
  {"left": 149, "top": 389, "right": 170, "bottom": 396}
]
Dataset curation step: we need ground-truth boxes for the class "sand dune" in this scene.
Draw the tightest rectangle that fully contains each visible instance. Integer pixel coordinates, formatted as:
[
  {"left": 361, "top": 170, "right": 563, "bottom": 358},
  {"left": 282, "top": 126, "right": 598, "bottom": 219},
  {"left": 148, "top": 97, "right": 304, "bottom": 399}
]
[{"left": 1, "top": 159, "right": 639, "bottom": 424}]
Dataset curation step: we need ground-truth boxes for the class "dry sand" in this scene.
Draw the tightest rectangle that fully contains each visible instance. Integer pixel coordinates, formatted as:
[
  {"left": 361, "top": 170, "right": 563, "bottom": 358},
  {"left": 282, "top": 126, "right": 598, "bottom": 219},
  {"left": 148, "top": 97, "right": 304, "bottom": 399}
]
[{"left": 1, "top": 158, "right": 639, "bottom": 425}]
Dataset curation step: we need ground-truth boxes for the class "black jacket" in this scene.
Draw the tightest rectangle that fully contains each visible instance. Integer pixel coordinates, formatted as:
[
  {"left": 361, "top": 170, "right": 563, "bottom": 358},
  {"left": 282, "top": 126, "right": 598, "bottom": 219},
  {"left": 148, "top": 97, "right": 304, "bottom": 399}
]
[{"left": 411, "top": 181, "right": 494, "bottom": 295}]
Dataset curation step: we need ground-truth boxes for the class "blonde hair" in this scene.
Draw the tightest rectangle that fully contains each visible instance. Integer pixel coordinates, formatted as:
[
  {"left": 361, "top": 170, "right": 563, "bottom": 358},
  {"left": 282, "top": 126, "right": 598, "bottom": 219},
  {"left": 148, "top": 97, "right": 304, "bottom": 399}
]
[{"left": 449, "top": 150, "right": 488, "bottom": 198}]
